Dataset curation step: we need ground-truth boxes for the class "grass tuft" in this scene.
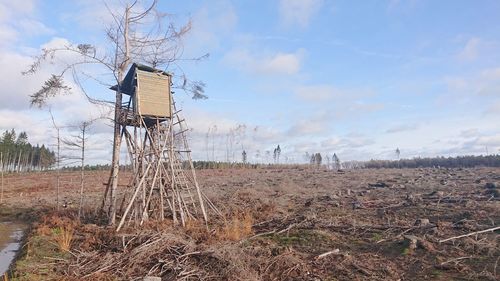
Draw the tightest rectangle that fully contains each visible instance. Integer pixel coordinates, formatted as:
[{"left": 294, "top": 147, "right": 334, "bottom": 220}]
[
  {"left": 218, "top": 212, "right": 254, "bottom": 241},
  {"left": 53, "top": 226, "right": 74, "bottom": 252}
]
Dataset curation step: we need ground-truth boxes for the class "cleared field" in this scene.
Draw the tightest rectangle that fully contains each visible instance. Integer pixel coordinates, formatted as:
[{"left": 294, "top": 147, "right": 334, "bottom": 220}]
[{"left": 1, "top": 167, "right": 499, "bottom": 280}]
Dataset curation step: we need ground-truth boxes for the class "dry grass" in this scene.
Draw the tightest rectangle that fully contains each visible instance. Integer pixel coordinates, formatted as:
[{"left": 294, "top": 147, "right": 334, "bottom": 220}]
[
  {"left": 218, "top": 212, "right": 254, "bottom": 241},
  {"left": 53, "top": 226, "right": 74, "bottom": 252},
  {"left": 33, "top": 213, "right": 77, "bottom": 252},
  {"left": 182, "top": 212, "right": 255, "bottom": 242}
]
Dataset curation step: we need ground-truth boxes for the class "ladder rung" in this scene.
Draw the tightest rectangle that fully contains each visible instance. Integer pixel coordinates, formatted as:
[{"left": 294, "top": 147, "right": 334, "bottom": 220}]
[
  {"left": 174, "top": 129, "right": 189, "bottom": 136},
  {"left": 173, "top": 119, "right": 185, "bottom": 126}
]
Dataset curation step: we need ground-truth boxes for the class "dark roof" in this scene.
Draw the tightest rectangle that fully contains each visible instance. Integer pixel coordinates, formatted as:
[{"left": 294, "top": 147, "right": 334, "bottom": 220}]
[{"left": 109, "top": 63, "right": 171, "bottom": 95}]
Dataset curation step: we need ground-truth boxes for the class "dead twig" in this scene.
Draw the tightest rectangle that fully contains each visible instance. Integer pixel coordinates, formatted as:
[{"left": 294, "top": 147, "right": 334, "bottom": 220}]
[
  {"left": 439, "top": 226, "right": 500, "bottom": 243},
  {"left": 494, "top": 255, "right": 499, "bottom": 278},
  {"left": 316, "top": 249, "right": 340, "bottom": 260},
  {"left": 277, "top": 223, "right": 296, "bottom": 234},
  {"left": 352, "top": 263, "right": 371, "bottom": 276},
  {"left": 242, "top": 229, "right": 277, "bottom": 243},
  {"left": 439, "top": 256, "right": 473, "bottom": 266}
]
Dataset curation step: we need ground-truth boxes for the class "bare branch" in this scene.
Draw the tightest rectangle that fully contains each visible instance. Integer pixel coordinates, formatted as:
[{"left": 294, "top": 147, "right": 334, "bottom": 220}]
[
  {"left": 30, "top": 75, "right": 71, "bottom": 108},
  {"left": 129, "top": 0, "right": 157, "bottom": 22}
]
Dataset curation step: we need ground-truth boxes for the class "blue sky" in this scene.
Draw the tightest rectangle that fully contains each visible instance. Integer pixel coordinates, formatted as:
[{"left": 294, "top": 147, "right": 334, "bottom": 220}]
[{"left": 0, "top": 0, "right": 499, "bottom": 164}]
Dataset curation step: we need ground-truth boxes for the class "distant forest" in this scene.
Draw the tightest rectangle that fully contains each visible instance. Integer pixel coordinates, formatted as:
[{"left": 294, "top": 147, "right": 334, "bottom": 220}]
[
  {"left": 0, "top": 129, "right": 56, "bottom": 172},
  {"left": 363, "top": 154, "right": 500, "bottom": 169},
  {"left": 60, "top": 154, "right": 500, "bottom": 171},
  {"left": 190, "top": 154, "right": 500, "bottom": 169}
]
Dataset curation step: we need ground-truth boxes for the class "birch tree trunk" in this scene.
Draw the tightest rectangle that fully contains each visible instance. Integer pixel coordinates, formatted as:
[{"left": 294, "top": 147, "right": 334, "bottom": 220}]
[
  {"left": 108, "top": 5, "right": 131, "bottom": 225},
  {"left": 78, "top": 124, "right": 86, "bottom": 219},
  {"left": 1, "top": 152, "right": 4, "bottom": 204},
  {"left": 56, "top": 131, "right": 60, "bottom": 211}
]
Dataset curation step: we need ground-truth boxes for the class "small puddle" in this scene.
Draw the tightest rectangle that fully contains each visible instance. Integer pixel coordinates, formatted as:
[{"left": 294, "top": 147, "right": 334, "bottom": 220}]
[{"left": 0, "top": 222, "right": 26, "bottom": 275}]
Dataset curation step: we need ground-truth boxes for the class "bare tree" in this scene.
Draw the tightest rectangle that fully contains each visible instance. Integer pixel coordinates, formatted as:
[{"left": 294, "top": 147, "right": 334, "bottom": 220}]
[
  {"left": 242, "top": 150, "right": 247, "bottom": 164},
  {"left": 63, "top": 120, "right": 96, "bottom": 219},
  {"left": 49, "top": 110, "right": 62, "bottom": 211},
  {"left": 255, "top": 149, "right": 261, "bottom": 162},
  {"left": 395, "top": 148, "right": 401, "bottom": 160},
  {"left": 273, "top": 145, "right": 281, "bottom": 164},
  {"left": 236, "top": 124, "right": 247, "bottom": 152},
  {"left": 332, "top": 153, "right": 341, "bottom": 170},
  {"left": 225, "top": 128, "right": 235, "bottom": 163},
  {"left": 0, "top": 152, "right": 3, "bottom": 204},
  {"left": 24, "top": 0, "right": 207, "bottom": 224},
  {"left": 205, "top": 127, "right": 211, "bottom": 161},
  {"left": 211, "top": 125, "right": 217, "bottom": 163},
  {"left": 315, "top": 153, "right": 322, "bottom": 167},
  {"left": 225, "top": 124, "right": 246, "bottom": 163}
]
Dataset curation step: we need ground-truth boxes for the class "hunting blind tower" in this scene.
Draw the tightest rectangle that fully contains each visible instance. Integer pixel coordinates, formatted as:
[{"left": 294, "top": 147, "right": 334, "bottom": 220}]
[{"left": 110, "top": 63, "right": 215, "bottom": 231}]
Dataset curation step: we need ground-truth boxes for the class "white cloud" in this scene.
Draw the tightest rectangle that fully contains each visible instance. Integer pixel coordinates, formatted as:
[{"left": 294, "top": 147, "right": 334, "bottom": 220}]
[
  {"left": 279, "top": 0, "right": 324, "bottom": 28},
  {"left": 0, "top": 1, "right": 51, "bottom": 47},
  {"left": 457, "top": 37, "right": 481, "bottom": 61},
  {"left": 480, "top": 67, "right": 500, "bottom": 80},
  {"left": 294, "top": 85, "right": 374, "bottom": 102},
  {"left": 484, "top": 100, "right": 500, "bottom": 116},
  {"left": 262, "top": 52, "right": 302, "bottom": 74},
  {"left": 457, "top": 134, "right": 500, "bottom": 155},
  {"left": 0, "top": 1, "right": 35, "bottom": 21},
  {"left": 444, "top": 77, "right": 468, "bottom": 92},
  {"left": 187, "top": 1, "right": 238, "bottom": 54},
  {"left": 385, "top": 123, "right": 418, "bottom": 134},
  {"left": 295, "top": 85, "right": 342, "bottom": 102},
  {"left": 287, "top": 119, "right": 326, "bottom": 136},
  {"left": 0, "top": 26, "right": 17, "bottom": 44},
  {"left": 0, "top": 37, "right": 102, "bottom": 111},
  {"left": 223, "top": 49, "right": 304, "bottom": 75},
  {"left": 321, "top": 135, "right": 375, "bottom": 150},
  {"left": 17, "top": 19, "right": 54, "bottom": 36},
  {"left": 293, "top": 85, "right": 383, "bottom": 117},
  {"left": 350, "top": 102, "right": 385, "bottom": 113},
  {"left": 62, "top": 0, "right": 124, "bottom": 29},
  {"left": 473, "top": 135, "right": 500, "bottom": 147},
  {"left": 460, "top": 128, "right": 479, "bottom": 138},
  {"left": 0, "top": 32, "right": 114, "bottom": 165},
  {"left": 181, "top": 106, "right": 387, "bottom": 163},
  {"left": 0, "top": 51, "right": 43, "bottom": 110},
  {"left": 443, "top": 66, "right": 500, "bottom": 98},
  {"left": 178, "top": 107, "right": 288, "bottom": 162}
]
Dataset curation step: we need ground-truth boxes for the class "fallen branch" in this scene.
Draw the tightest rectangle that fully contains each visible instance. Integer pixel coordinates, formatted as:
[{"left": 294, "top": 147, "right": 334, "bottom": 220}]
[
  {"left": 243, "top": 229, "right": 277, "bottom": 242},
  {"left": 352, "top": 263, "right": 371, "bottom": 276},
  {"left": 277, "top": 223, "right": 296, "bottom": 234},
  {"left": 316, "top": 249, "right": 340, "bottom": 260},
  {"left": 243, "top": 221, "right": 301, "bottom": 243},
  {"left": 439, "top": 226, "right": 500, "bottom": 243},
  {"left": 439, "top": 256, "right": 473, "bottom": 265}
]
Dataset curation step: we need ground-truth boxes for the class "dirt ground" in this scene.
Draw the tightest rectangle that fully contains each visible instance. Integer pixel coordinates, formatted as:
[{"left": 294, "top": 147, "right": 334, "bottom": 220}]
[{"left": 1, "top": 167, "right": 499, "bottom": 280}]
